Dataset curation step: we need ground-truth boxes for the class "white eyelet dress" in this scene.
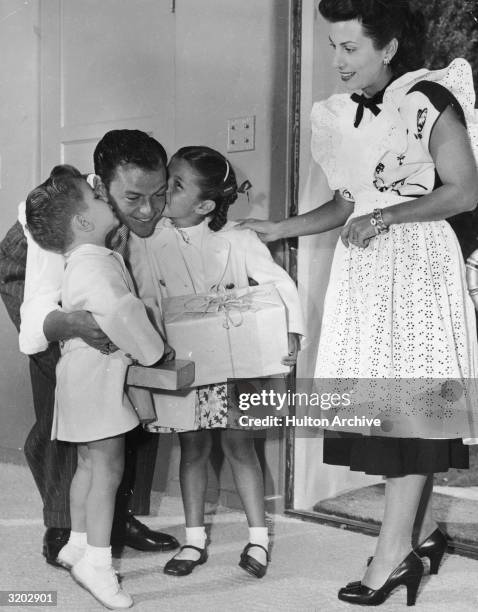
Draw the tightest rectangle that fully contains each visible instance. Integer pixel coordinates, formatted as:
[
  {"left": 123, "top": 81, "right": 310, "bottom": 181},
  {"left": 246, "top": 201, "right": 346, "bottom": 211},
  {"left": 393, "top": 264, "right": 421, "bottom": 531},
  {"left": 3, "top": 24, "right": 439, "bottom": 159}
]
[{"left": 311, "top": 59, "right": 478, "bottom": 474}]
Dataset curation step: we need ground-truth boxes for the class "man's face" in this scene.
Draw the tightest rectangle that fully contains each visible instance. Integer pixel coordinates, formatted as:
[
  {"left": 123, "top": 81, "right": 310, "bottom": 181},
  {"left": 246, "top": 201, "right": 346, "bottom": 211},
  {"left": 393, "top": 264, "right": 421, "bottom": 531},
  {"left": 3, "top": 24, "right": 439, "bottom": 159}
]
[{"left": 107, "top": 163, "right": 168, "bottom": 237}]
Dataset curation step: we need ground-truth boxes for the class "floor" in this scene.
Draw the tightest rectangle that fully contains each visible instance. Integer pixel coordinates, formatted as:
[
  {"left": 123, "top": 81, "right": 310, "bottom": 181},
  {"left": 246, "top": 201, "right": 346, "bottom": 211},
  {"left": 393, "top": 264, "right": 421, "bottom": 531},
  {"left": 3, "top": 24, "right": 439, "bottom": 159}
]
[{"left": 1, "top": 463, "right": 478, "bottom": 611}]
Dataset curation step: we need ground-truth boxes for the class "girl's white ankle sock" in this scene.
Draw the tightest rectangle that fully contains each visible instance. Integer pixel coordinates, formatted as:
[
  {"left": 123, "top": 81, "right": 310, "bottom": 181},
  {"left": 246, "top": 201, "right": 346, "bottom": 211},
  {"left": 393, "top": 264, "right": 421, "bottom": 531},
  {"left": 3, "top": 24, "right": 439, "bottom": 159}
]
[
  {"left": 249, "top": 526, "right": 269, "bottom": 548},
  {"left": 185, "top": 526, "right": 207, "bottom": 549},
  {"left": 174, "top": 526, "right": 206, "bottom": 561},
  {"left": 247, "top": 527, "right": 269, "bottom": 564}
]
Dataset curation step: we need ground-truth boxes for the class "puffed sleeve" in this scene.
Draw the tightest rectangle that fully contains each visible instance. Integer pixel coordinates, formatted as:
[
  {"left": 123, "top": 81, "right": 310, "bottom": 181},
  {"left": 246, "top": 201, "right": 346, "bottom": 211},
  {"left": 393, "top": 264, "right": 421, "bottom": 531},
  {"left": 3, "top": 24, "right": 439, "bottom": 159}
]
[
  {"left": 310, "top": 96, "right": 351, "bottom": 193},
  {"left": 403, "top": 80, "right": 467, "bottom": 153}
]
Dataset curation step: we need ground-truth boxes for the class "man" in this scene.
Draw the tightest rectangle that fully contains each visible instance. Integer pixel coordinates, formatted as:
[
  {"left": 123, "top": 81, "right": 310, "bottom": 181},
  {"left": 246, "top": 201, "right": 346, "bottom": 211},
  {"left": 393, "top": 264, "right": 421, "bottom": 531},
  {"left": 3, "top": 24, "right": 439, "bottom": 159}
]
[{"left": 0, "top": 130, "right": 179, "bottom": 566}]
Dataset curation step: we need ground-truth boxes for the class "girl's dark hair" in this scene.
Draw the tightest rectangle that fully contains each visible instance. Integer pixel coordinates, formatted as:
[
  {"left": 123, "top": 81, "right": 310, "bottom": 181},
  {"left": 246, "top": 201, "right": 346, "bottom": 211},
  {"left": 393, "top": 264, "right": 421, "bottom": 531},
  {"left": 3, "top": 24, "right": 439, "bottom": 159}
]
[
  {"left": 318, "top": 0, "right": 426, "bottom": 75},
  {"left": 171, "top": 146, "right": 238, "bottom": 232}
]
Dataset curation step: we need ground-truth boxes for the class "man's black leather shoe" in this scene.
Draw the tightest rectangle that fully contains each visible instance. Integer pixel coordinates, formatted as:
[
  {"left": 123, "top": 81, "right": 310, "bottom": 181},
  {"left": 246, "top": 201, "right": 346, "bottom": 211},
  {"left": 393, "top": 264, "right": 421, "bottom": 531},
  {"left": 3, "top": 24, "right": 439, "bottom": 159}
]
[
  {"left": 42, "top": 527, "right": 70, "bottom": 567},
  {"left": 123, "top": 515, "right": 179, "bottom": 552}
]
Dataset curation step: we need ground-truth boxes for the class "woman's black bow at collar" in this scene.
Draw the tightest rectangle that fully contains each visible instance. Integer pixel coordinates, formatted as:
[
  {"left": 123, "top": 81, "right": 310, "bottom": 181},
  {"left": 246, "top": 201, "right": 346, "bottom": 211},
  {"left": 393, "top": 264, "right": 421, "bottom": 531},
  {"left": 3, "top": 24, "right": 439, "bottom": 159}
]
[{"left": 350, "top": 89, "right": 385, "bottom": 128}]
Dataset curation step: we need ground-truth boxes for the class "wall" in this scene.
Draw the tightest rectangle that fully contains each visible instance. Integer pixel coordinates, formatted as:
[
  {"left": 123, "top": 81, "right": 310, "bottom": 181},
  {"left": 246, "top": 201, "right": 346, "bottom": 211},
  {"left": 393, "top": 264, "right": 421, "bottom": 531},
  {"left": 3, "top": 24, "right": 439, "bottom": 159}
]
[
  {"left": 174, "top": 0, "right": 291, "bottom": 222},
  {"left": 0, "top": 0, "right": 40, "bottom": 459}
]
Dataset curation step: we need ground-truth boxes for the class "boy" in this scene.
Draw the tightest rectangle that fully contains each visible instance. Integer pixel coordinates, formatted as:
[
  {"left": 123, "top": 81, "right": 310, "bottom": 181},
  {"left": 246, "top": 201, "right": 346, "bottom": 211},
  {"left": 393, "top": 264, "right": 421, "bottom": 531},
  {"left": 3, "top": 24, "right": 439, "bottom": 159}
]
[{"left": 26, "top": 165, "right": 165, "bottom": 609}]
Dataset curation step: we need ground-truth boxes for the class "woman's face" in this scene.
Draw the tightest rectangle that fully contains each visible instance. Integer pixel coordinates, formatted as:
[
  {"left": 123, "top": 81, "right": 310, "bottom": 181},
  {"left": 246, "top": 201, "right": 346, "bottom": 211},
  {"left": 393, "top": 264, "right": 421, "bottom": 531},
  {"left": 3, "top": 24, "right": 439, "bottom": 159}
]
[{"left": 328, "top": 19, "right": 391, "bottom": 96}]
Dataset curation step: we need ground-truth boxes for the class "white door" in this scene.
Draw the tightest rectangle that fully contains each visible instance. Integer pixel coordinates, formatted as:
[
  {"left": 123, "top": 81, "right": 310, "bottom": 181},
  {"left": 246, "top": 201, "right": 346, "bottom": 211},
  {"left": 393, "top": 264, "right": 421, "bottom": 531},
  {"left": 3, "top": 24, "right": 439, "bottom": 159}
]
[{"left": 40, "top": 0, "right": 176, "bottom": 175}]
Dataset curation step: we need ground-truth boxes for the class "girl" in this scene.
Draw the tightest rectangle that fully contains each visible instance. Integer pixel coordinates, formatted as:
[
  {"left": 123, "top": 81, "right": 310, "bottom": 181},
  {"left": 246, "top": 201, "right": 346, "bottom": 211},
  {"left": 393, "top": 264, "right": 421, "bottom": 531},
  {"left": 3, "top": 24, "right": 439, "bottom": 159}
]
[{"left": 143, "top": 146, "right": 304, "bottom": 578}]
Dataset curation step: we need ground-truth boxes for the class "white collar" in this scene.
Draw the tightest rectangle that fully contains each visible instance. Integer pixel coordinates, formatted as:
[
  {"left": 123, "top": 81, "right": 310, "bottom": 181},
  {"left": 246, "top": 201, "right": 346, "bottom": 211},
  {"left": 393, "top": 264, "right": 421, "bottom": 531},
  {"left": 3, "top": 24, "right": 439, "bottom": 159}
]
[
  {"left": 160, "top": 217, "right": 208, "bottom": 245},
  {"left": 65, "top": 243, "right": 113, "bottom": 260}
]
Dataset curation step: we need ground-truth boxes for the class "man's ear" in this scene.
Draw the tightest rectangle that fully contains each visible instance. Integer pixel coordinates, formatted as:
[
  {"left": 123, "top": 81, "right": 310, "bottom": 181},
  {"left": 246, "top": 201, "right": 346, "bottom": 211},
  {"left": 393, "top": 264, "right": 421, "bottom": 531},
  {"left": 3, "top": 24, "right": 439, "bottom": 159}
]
[
  {"left": 195, "top": 199, "right": 216, "bottom": 216},
  {"left": 72, "top": 213, "right": 94, "bottom": 233}
]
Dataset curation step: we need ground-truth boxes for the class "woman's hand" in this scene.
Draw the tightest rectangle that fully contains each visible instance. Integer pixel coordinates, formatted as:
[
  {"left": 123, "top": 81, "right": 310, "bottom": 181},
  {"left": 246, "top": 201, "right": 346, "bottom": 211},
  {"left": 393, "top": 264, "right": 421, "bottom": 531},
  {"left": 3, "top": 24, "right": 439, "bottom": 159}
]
[
  {"left": 235, "top": 219, "right": 282, "bottom": 243},
  {"left": 340, "top": 213, "right": 377, "bottom": 248},
  {"left": 281, "top": 333, "right": 301, "bottom": 367}
]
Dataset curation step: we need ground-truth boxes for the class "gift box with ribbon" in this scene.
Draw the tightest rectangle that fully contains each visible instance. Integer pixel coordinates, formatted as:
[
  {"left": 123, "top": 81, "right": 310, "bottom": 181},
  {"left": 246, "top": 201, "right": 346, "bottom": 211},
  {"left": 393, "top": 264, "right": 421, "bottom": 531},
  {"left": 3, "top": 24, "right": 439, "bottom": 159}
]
[{"left": 162, "top": 283, "right": 290, "bottom": 386}]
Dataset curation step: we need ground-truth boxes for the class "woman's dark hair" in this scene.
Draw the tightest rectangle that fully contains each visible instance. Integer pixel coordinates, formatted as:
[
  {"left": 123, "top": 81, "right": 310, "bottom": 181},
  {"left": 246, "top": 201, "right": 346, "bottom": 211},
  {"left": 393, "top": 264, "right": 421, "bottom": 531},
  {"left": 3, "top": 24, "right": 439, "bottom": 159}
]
[
  {"left": 318, "top": 0, "right": 426, "bottom": 75},
  {"left": 170, "top": 146, "right": 238, "bottom": 232},
  {"left": 94, "top": 129, "right": 167, "bottom": 188}
]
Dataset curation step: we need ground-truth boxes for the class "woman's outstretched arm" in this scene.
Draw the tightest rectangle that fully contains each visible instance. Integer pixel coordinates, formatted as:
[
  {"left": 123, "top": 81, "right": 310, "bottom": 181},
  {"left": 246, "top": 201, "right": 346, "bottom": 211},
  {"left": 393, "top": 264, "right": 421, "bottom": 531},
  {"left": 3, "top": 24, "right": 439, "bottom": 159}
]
[{"left": 237, "top": 190, "right": 354, "bottom": 242}]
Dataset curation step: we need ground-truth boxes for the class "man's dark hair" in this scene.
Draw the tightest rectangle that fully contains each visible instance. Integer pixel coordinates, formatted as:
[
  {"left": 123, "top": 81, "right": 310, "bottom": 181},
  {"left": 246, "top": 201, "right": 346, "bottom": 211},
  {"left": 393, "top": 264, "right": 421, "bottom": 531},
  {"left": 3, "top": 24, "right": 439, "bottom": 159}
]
[
  {"left": 25, "top": 165, "right": 85, "bottom": 254},
  {"left": 93, "top": 130, "right": 167, "bottom": 187}
]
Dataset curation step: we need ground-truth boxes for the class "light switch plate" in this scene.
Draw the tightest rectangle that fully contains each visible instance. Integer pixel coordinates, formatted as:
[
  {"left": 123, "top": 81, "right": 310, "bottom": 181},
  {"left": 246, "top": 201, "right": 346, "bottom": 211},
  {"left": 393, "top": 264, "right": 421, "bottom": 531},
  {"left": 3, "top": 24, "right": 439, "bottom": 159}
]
[{"left": 227, "top": 116, "right": 255, "bottom": 152}]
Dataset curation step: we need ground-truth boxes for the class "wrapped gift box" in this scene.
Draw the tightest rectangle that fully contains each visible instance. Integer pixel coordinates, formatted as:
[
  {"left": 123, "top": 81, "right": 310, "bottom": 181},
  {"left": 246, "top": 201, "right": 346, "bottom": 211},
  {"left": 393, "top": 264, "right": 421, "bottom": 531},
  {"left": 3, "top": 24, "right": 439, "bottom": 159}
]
[
  {"left": 127, "top": 359, "right": 195, "bottom": 390},
  {"left": 127, "top": 359, "right": 196, "bottom": 429},
  {"left": 163, "top": 284, "right": 290, "bottom": 386}
]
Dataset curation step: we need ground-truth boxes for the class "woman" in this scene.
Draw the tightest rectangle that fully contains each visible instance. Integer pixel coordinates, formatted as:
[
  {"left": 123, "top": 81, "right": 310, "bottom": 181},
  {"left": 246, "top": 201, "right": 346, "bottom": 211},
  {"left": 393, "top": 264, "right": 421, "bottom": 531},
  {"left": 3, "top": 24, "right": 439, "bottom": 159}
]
[{"left": 240, "top": 0, "right": 478, "bottom": 606}]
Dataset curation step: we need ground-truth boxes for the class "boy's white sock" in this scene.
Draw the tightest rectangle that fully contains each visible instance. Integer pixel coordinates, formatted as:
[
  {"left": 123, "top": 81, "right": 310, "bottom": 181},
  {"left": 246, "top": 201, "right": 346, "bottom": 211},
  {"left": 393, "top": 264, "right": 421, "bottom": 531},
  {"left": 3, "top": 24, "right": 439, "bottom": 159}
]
[
  {"left": 83, "top": 544, "right": 112, "bottom": 568},
  {"left": 56, "top": 531, "right": 87, "bottom": 569},
  {"left": 68, "top": 531, "right": 87, "bottom": 547}
]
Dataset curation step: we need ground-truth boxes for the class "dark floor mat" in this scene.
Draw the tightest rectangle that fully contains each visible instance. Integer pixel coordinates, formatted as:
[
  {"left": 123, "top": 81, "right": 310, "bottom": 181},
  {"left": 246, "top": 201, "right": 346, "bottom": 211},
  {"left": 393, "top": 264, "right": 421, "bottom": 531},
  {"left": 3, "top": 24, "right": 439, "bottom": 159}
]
[
  {"left": 435, "top": 445, "right": 478, "bottom": 486},
  {"left": 314, "top": 482, "right": 478, "bottom": 544}
]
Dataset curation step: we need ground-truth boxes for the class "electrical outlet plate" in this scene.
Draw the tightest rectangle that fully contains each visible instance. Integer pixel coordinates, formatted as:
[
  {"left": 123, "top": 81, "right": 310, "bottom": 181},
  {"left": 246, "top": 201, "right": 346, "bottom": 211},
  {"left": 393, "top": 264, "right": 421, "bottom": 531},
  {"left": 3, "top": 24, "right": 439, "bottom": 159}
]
[{"left": 227, "top": 116, "right": 255, "bottom": 152}]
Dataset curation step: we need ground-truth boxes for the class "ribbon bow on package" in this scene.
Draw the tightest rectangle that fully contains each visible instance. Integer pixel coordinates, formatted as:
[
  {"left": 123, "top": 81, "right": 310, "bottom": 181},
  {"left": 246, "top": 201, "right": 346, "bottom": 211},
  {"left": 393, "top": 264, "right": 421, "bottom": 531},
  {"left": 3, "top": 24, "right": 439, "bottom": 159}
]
[
  {"left": 178, "top": 289, "right": 277, "bottom": 329},
  {"left": 163, "top": 284, "right": 290, "bottom": 386}
]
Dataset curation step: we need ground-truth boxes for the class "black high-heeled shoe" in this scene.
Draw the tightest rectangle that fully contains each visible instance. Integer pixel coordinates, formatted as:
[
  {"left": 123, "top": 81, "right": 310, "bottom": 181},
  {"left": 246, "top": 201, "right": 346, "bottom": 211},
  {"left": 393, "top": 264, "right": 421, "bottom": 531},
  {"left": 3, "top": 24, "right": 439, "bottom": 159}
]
[
  {"left": 414, "top": 527, "right": 448, "bottom": 575},
  {"left": 338, "top": 551, "right": 424, "bottom": 606},
  {"left": 363, "top": 527, "right": 448, "bottom": 576},
  {"left": 238, "top": 543, "right": 269, "bottom": 579},
  {"left": 163, "top": 545, "right": 208, "bottom": 576}
]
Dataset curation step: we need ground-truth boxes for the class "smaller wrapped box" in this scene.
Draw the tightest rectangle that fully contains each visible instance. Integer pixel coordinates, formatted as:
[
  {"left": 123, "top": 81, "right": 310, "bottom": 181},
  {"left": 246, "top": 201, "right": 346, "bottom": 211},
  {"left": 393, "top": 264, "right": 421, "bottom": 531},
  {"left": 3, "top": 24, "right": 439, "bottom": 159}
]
[
  {"left": 163, "top": 284, "right": 289, "bottom": 387},
  {"left": 127, "top": 359, "right": 195, "bottom": 390}
]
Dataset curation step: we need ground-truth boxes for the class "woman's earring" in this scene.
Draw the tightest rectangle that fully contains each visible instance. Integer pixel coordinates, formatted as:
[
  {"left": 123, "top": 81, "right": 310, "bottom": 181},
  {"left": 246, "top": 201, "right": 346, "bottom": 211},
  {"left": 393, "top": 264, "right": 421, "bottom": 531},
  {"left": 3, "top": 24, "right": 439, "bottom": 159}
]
[{"left": 384, "top": 57, "right": 390, "bottom": 65}]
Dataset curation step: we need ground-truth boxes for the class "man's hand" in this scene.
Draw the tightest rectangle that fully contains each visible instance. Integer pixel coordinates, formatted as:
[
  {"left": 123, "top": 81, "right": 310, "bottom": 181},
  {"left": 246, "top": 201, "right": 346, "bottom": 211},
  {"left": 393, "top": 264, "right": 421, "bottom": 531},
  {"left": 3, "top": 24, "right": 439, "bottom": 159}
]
[
  {"left": 69, "top": 311, "right": 117, "bottom": 352},
  {"left": 281, "top": 333, "right": 301, "bottom": 367},
  {"left": 44, "top": 309, "right": 116, "bottom": 353},
  {"left": 91, "top": 174, "right": 109, "bottom": 203},
  {"left": 161, "top": 342, "right": 176, "bottom": 362}
]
